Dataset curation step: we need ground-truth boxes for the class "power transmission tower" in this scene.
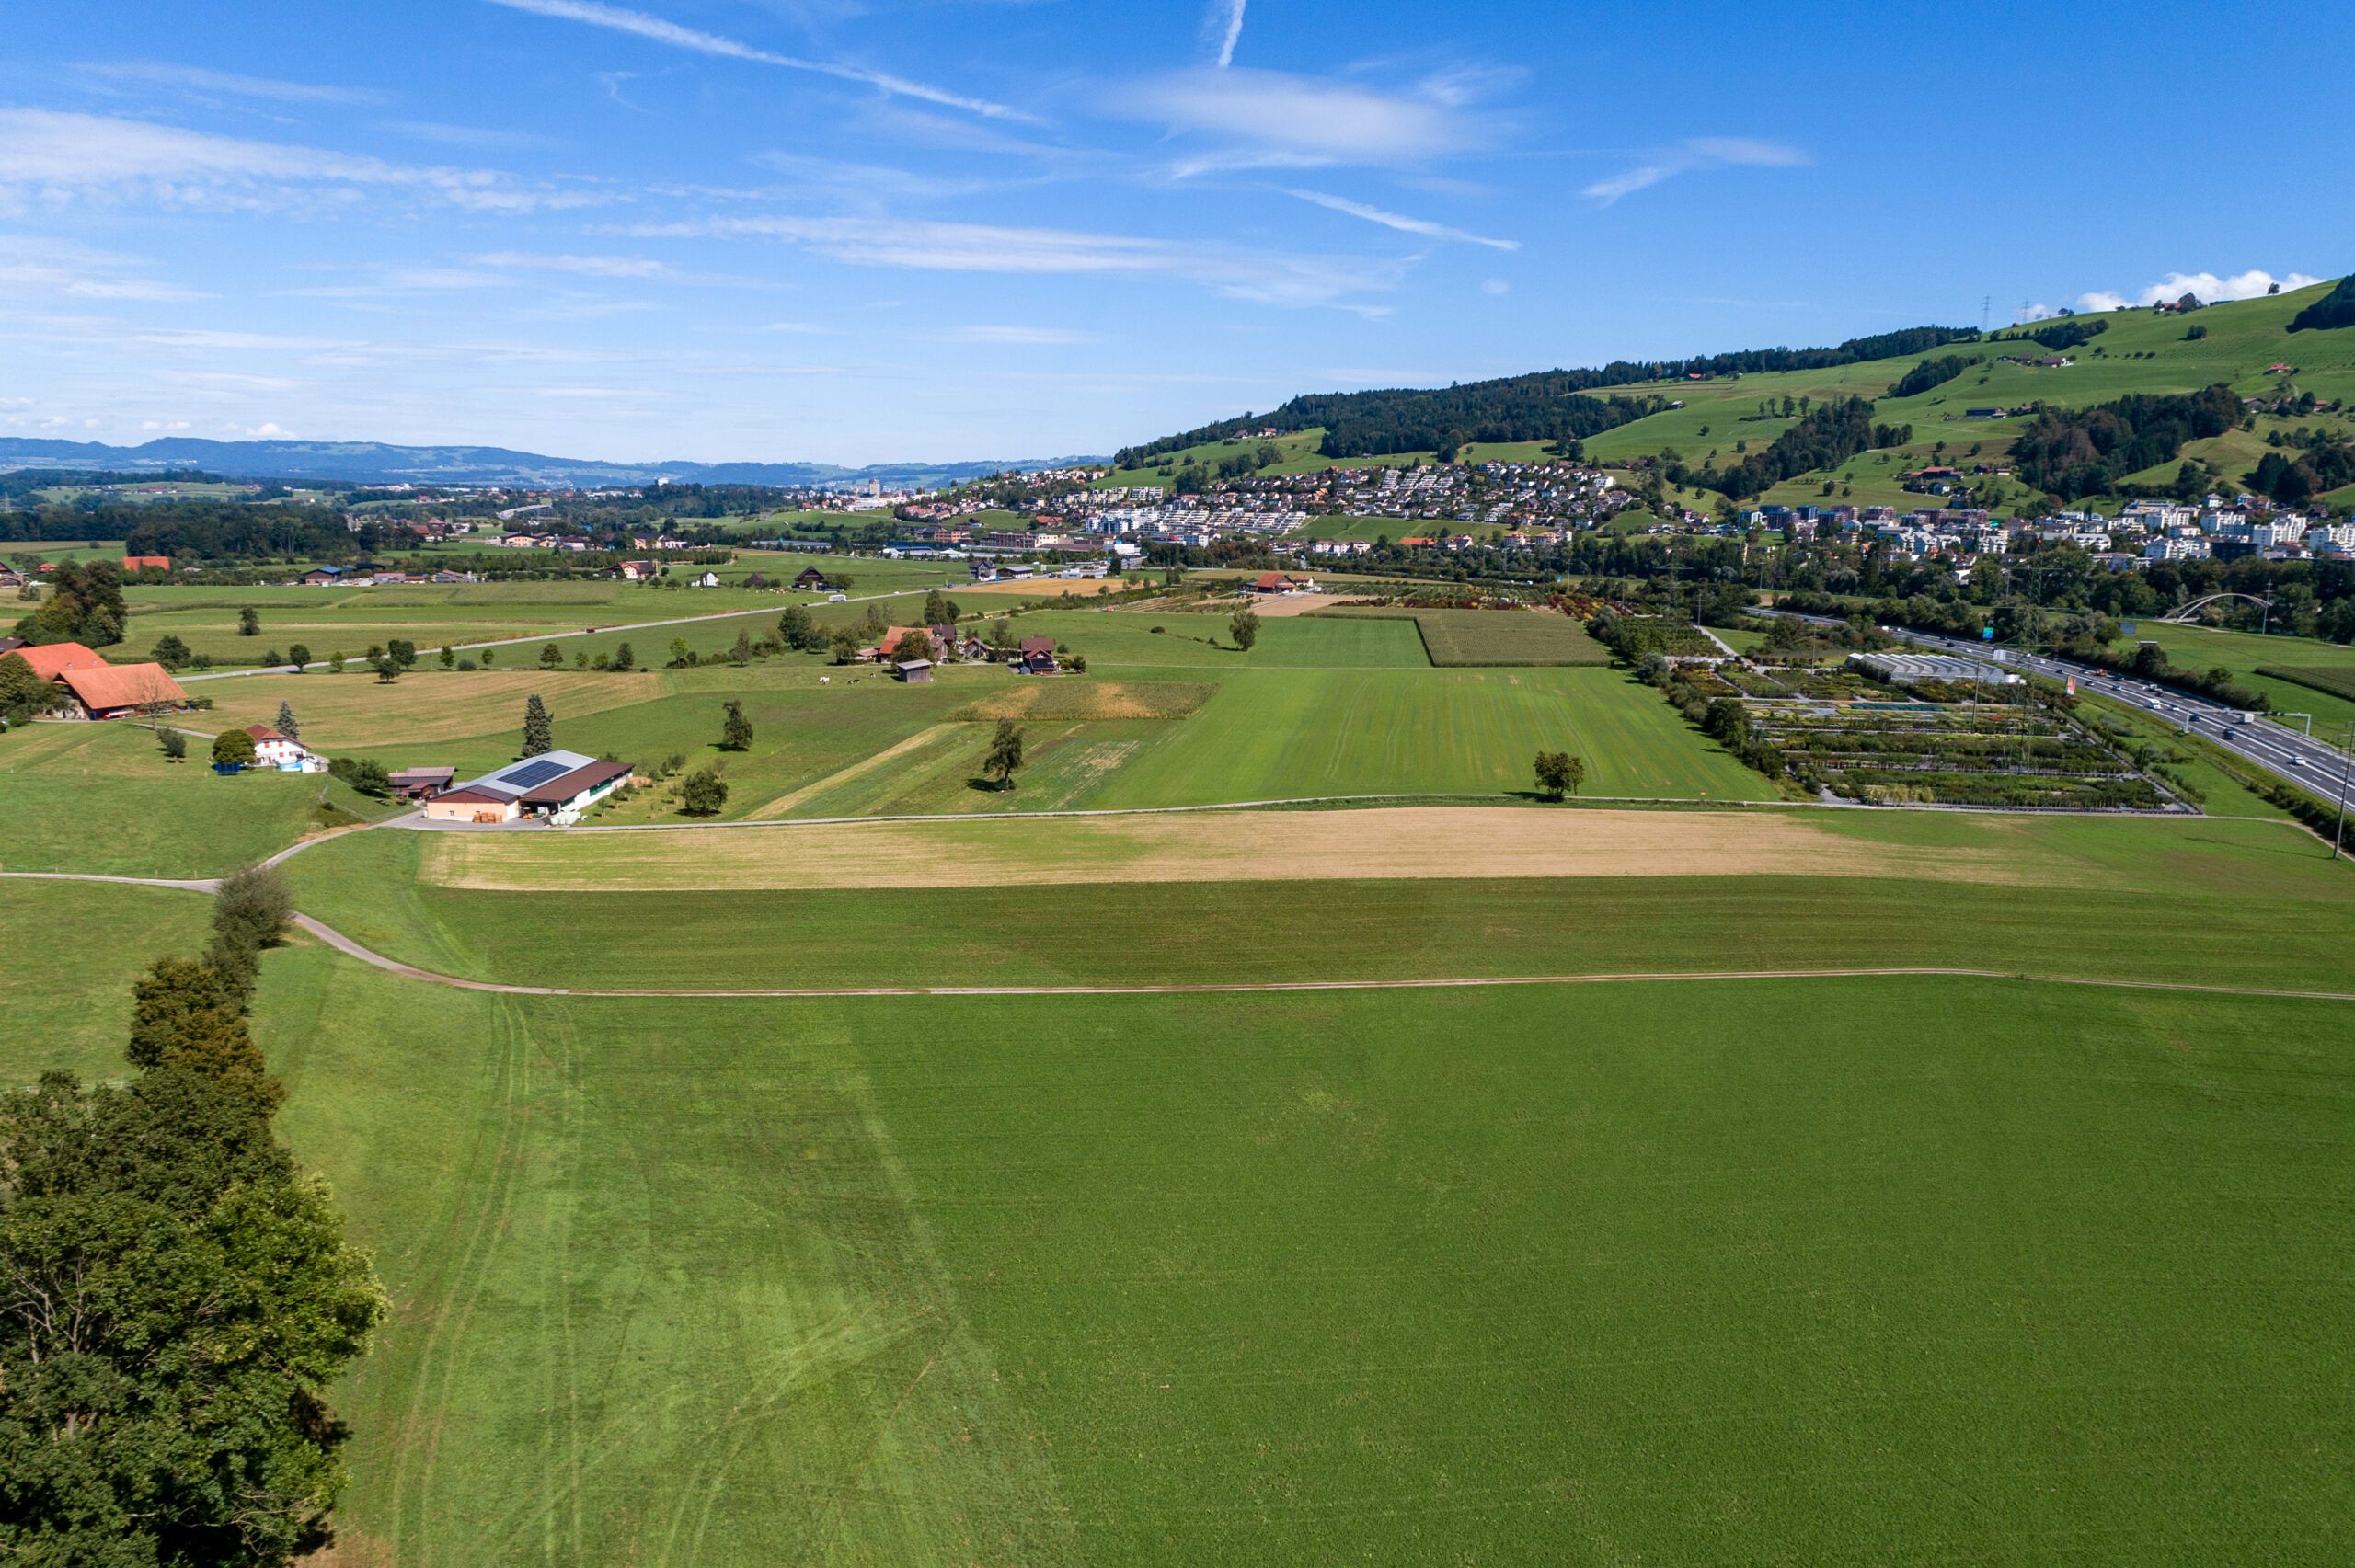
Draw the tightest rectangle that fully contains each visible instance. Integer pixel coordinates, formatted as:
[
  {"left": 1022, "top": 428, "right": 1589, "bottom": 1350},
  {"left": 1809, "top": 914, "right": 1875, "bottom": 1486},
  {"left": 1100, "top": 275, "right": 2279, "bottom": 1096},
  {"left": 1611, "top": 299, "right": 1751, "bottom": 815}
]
[{"left": 1981, "top": 294, "right": 1991, "bottom": 333}]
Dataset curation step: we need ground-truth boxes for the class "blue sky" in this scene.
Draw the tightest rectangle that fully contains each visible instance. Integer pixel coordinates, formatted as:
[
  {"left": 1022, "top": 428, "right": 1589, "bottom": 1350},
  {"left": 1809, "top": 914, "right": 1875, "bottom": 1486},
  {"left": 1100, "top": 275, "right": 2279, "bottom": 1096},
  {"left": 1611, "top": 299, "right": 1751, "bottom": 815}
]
[{"left": 3, "top": 0, "right": 2348, "bottom": 465}]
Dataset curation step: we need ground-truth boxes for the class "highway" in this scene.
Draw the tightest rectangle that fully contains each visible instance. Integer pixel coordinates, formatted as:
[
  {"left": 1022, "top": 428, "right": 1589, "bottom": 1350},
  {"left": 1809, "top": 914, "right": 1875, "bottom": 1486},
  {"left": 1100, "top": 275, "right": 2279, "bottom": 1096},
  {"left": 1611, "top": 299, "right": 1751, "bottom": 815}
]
[{"left": 1753, "top": 607, "right": 2355, "bottom": 806}]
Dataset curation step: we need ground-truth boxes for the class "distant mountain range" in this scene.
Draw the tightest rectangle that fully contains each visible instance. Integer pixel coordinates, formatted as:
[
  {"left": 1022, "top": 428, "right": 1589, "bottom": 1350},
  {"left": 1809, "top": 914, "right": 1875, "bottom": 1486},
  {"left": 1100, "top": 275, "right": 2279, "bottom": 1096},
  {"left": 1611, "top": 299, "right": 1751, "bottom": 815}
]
[{"left": 0, "top": 436, "right": 1105, "bottom": 490}]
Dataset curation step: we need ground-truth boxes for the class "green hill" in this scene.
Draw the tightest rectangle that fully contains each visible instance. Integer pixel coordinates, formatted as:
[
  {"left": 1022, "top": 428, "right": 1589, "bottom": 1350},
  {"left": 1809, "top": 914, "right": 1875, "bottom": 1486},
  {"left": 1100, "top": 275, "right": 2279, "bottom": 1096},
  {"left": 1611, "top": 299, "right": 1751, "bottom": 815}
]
[{"left": 1113, "top": 278, "right": 2355, "bottom": 512}]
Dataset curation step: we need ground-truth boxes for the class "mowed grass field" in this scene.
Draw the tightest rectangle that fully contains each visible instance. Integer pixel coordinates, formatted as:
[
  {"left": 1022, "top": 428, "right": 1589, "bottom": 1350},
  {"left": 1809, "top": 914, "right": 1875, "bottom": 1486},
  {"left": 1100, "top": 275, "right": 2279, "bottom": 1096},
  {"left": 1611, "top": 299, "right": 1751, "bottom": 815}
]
[
  {"left": 1089, "top": 667, "right": 1767, "bottom": 806},
  {"left": 215, "top": 948, "right": 2355, "bottom": 1565},
  {"left": 2113, "top": 620, "right": 2355, "bottom": 738},
  {"left": 276, "top": 807, "right": 2355, "bottom": 993},
  {"left": 1326, "top": 608, "right": 1612, "bottom": 667},
  {"left": 12, "top": 804, "right": 2355, "bottom": 1565},
  {"left": 116, "top": 555, "right": 970, "bottom": 667},
  {"left": 0, "top": 719, "right": 387, "bottom": 877}
]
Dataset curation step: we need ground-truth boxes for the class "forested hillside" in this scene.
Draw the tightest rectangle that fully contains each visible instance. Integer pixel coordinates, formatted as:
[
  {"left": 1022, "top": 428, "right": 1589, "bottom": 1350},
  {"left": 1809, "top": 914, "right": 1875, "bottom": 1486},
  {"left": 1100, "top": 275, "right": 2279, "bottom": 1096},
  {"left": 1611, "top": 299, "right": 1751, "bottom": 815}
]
[{"left": 1113, "top": 325, "right": 1979, "bottom": 467}]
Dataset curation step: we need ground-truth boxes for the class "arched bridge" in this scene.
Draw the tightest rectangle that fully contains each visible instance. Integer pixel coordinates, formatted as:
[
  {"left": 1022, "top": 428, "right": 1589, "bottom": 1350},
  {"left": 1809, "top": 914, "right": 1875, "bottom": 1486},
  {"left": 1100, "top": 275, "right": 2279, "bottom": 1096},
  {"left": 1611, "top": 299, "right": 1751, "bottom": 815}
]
[{"left": 2158, "top": 592, "right": 2273, "bottom": 624}]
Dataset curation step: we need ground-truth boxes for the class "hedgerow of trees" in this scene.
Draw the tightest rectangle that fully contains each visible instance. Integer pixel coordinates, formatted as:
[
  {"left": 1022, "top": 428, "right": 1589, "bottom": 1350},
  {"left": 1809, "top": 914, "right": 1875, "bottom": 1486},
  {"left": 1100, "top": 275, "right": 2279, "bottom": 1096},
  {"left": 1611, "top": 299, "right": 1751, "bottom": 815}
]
[{"left": 0, "top": 865, "right": 385, "bottom": 1565}]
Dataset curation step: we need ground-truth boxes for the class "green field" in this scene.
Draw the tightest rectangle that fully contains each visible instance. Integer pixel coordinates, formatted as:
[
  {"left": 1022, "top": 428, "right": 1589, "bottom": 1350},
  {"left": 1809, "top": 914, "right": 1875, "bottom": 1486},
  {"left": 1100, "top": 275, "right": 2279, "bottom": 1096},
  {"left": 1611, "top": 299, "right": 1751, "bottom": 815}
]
[
  {"left": 1086, "top": 667, "right": 1763, "bottom": 807},
  {"left": 2108, "top": 620, "right": 2355, "bottom": 738},
  {"left": 12, "top": 779, "right": 2355, "bottom": 1566},
  {"left": 116, "top": 562, "right": 969, "bottom": 669},
  {"left": 1328, "top": 608, "right": 1612, "bottom": 667},
  {"left": 273, "top": 807, "right": 2354, "bottom": 993},
  {"left": 0, "top": 719, "right": 387, "bottom": 877},
  {"left": 2263, "top": 665, "right": 2355, "bottom": 703},
  {"left": 178, "top": 935, "right": 2355, "bottom": 1563}
]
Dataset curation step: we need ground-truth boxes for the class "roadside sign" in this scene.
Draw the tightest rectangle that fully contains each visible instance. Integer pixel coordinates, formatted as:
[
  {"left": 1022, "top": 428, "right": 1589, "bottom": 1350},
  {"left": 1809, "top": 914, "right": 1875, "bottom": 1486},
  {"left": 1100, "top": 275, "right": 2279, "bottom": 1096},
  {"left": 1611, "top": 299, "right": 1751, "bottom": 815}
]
[
  {"left": 1982, "top": 625, "right": 1994, "bottom": 639},
  {"left": 2120, "top": 621, "right": 2137, "bottom": 635}
]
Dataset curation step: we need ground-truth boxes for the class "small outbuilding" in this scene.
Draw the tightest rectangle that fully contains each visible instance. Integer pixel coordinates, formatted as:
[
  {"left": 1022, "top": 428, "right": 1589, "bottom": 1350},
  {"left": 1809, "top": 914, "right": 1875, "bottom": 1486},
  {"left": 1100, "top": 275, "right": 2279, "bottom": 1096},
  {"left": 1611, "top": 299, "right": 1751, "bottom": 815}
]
[
  {"left": 389, "top": 766, "right": 456, "bottom": 800},
  {"left": 894, "top": 659, "right": 934, "bottom": 683}
]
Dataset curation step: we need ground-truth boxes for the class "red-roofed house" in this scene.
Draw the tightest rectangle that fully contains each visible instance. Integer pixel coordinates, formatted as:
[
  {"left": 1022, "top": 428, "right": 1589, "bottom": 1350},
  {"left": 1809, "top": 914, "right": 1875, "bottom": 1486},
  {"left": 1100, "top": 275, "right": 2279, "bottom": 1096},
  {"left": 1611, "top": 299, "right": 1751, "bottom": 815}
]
[
  {"left": 882, "top": 626, "right": 941, "bottom": 660},
  {"left": 242, "top": 724, "right": 323, "bottom": 771},
  {"left": 1245, "top": 571, "right": 1316, "bottom": 595},
  {"left": 55, "top": 662, "right": 189, "bottom": 720},
  {"left": 12, "top": 643, "right": 108, "bottom": 681}
]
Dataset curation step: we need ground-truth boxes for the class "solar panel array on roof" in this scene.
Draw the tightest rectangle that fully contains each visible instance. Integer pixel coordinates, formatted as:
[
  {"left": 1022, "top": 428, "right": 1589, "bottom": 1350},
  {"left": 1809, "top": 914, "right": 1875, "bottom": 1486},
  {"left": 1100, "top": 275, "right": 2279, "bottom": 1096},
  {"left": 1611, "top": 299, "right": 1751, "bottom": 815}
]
[{"left": 496, "top": 757, "right": 570, "bottom": 791}]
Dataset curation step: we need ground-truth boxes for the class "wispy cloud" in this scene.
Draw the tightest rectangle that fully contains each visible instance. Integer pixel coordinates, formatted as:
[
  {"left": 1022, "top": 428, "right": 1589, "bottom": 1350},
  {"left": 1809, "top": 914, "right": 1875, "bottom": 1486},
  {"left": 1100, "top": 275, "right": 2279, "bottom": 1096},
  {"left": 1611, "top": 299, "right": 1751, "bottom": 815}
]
[
  {"left": 1121, "top": 67, "right": 1483, "bottom": 171},
  {"left": 942, "top": 325, "right": 1100, "bottom": 344},
  {"left": 630, "top": 213, "right": 1403, "bottom": 307},
  {"left": 1204, "top": 0, "right": 1247, "bottom": 68},
  {"left": 481, "top": 0, "right": 1026, "bottom": 120},
  {"left": 475, "top": 251, "right": 678, "bottom": 279},
  {"left": 1582, "top": 136, "right": 1808, "bottom": 202},
  {"left": 1282, "top": 188, "right": 1516, "bottom": 249},
  {"left": 76, "top": 60, "right": 390, "bottom": 106},
  {"left": 2075, "top": 269, "right": 2322, "bottom": 312},
  {"left": 0, "top": 235, "right": 208, "bottom": 301},
  {"left": 380, "top": 120, "right": 563, "bottom": 152},
  {"left": 0, "top": 109, "right": 600, "bottom": 213}
]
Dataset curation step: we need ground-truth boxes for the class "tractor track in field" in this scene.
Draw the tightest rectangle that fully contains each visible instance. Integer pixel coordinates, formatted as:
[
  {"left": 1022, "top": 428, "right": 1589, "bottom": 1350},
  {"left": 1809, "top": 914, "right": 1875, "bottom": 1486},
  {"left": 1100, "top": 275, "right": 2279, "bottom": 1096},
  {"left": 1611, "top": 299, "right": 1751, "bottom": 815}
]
[{"left": 11, "top": 872, "right": 2350, "bottom": 1005}]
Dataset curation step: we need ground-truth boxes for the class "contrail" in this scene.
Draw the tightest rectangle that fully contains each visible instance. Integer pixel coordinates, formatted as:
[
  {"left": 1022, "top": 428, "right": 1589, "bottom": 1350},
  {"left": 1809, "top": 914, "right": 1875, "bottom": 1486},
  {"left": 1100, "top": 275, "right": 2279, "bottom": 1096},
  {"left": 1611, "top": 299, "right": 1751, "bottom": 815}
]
[
  {"left": 484, "top": 0, "right": 1025, "bottom": 119},
  {"left": 1210, "top": 0, "right": 1246, "bottom": 67}
]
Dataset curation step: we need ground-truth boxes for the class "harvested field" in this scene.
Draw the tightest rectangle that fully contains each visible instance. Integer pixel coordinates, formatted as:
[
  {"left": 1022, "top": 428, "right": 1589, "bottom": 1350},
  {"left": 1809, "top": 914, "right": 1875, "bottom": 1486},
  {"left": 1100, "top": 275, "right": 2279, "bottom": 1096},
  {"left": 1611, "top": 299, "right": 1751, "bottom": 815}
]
[
  {"left": 417, "top": 805, "right": 2023, "bottom": 892},
  {"left": 947, "top": 680, "right": 1216, "bottom": 721},
  {"left": 198, "top": 670, "right": 668, "bottom": 746}
]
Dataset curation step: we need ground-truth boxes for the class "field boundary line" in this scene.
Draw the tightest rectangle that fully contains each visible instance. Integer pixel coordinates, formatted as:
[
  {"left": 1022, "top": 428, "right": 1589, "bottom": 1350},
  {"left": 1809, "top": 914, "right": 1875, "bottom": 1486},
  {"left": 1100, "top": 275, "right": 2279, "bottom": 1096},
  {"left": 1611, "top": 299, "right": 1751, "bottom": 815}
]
[
  {"left": 741, "top": 724, "right": 960, "bottom": 820},
  {"left": 279, "top": 914, "right": 2355, "bottom": 1004}
]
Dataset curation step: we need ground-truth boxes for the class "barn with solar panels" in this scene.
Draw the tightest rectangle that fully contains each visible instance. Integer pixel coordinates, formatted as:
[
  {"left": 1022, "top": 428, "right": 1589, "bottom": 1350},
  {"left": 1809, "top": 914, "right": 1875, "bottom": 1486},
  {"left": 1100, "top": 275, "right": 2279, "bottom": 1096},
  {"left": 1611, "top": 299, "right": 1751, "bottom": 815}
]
[{"left": 418, "top": 750, "right": 633, "bottom": 823}]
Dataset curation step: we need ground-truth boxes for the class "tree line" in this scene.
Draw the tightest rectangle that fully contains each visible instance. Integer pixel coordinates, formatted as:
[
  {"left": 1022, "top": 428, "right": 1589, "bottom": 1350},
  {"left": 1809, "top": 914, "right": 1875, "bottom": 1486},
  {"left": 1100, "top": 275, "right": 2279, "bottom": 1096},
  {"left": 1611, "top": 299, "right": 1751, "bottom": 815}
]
[{"left": 0, "top": 866, "right": 385, "bottom": 1564}]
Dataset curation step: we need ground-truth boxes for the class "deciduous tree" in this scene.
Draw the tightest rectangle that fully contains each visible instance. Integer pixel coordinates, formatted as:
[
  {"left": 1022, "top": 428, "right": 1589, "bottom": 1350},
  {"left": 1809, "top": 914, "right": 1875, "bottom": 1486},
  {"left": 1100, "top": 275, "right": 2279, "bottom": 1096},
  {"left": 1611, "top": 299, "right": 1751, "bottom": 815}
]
[
  {"left": 719, "top": 700, "right": 753, "bottom": 751},
  {"left": 212, "top": 727, "right": 257, "bottom": 769},
  {"left": 983, "top": 719, "right": 1027, "bottom": 791},
  {"left": 679, "top": 766, "right": 729, "bottom": 815}
]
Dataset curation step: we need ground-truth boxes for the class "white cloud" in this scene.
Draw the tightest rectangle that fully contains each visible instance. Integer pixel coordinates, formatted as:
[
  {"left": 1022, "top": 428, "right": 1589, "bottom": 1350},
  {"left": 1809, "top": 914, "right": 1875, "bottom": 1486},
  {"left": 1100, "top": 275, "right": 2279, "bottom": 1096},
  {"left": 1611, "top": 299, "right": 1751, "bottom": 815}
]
[
  {"left": 1120, "top": 68, "right": 1480, "bottom": 170},
  {"left": 632, "top": 213, "right": 1401, "bottom": 307},
  {"left": 2075, "top": 269, "right": 2322, "bottom": 312},
  {"left": 1583, "top": 137, "right": 1808, "bottom": 202},
  {"left": 0, "top": 234, "right": 207, "bottom": 301},
  {"left": 475, "top": 250, "right": 678, "bottom": 278},
  {"left": 942, "top": 325, "right": 1100, "bottom": 344},
  {"left": 78, "top": 60, "right": 389, "bottom": 106},
  {"left": 481, "top": 0, "right": 1026, "bottom": 120},
  {"left": 2017, "top": 303, "right": 2060, "bottom": 321},
  {"left": 1282, "top": 188, "right": 1516, "bottom": 249},
  {"left": 380, "top": 120, "right": 563, "bottom": 152},
  {"left": 141, "top": 419, "right": 193, "bottom": 430},
  {"left": 1482, "top": 278, "right": 1509, "bottom": 295},
  {"left": 1204, "top": 0, "right": 1247, "bottom": 68},
  {"left": 0, "top": 109, "right": 596, "bottom": 213}
]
